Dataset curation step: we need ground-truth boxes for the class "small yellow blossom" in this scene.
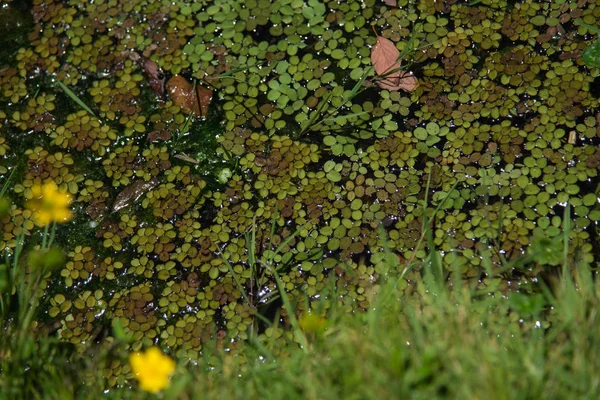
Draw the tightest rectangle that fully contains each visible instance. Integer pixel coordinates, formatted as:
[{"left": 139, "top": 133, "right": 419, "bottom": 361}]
[
  {"left": 25, "top": 181, "right": 72, "bottom": 226},
  {"left": 129, "top": 347, "right": 176, "bottom": 393},
  {"left": 299, "top": 311, "right": 328, "bottom": 334}
]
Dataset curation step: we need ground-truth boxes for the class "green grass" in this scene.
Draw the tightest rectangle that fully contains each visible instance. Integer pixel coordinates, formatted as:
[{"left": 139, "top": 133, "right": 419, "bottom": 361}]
[
  {"left": 2, "top": 177, "right": 600, "bottom": 398},
  {"left": 95, "top": 257, "right": 599, "bottom": 400},
  {"left": 2, "top": 172, "right": 599, "bottom": 399},
  {"left": 3, "top": 221, "right": 600, "bottom": 399}
]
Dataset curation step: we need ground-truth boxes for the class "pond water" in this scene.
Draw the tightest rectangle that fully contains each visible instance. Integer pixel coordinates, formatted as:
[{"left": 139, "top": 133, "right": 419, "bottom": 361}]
[{"left": 1, "top": 0, "right": 599, "bottom": 378}]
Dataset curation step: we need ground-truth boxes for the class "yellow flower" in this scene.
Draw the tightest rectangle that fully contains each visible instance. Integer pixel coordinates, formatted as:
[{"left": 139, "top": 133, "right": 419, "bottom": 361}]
[
  {"left": 25, "top": 181, "right": 72, "bottom": 226},
  {"left": 129, "top": 347, "right": 176, "bottom": 393},
  {"left": 298, "top": 311, "right": 328, "bottom": 334}
]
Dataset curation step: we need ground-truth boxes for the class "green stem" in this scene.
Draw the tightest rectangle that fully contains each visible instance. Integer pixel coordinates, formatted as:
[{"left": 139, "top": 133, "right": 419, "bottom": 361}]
[
  {"left": 401, "top": 175, "right": 459, "bottom": 279},
  {"left": 21, "top": 267, "right": 44, "bottom": 335},
  {"left": 574, "top": 19, "right": 600, "bottom": 34},
  {"left": 41, "top": 224, "right": 49, "bottom": 249},
  {"left": 47, "top": 222, "right": 57, "bottom": 248},
  {"left": 262, "top": 261, "right": 309, "bottom": 352}
]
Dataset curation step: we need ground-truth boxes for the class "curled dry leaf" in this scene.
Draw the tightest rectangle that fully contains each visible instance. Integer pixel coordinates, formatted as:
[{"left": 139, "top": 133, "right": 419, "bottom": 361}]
[
  {"left": 370, "top": 34, "right": 419, "bottom": 92},
  {"left": 165, "top": 75, "right": 213, "bottom": 117},
  {"left": 112, "top": 177, "right": 160, "bottom": 212},
  {"left": 141, "top": 59, "right": 166, "bottom": 96}
]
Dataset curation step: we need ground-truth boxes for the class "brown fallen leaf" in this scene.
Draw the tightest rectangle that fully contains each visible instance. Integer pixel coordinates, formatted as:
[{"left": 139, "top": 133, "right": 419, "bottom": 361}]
[
  {"left": 112, "top": 177, "right": 159, "bottom": 212},
  {"left": 147, "top": 129, "right": 172, "bottom": 142},
  {"left": 384, "top": 0, "right": 397, "bottom": 6},
  {"left": 370, "top": 29, "right": 419, "bottom": 92},
  {"left": 141, "top": 58, "right": 166, "bottom": 96},
  {"left": 165, "top": 75, "right": 212, "bottom": 117}
]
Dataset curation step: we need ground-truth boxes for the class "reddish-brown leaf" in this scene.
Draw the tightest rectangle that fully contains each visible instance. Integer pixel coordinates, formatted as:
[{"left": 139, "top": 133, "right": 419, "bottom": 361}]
[
  {"left": 384, "top": 0, "right": 397, "bottom": 6},
  {"left": 142, "top": 59, "right": 166, "bottom": 96},
  {"left": 165, "top": 75, "right": 213, "bottom": 117},
  {"left": 371, "top": 36, "right": 419, "bottom": 92},
  {"left": 147, "top": 129, "right": 172, "bottom": 142}
]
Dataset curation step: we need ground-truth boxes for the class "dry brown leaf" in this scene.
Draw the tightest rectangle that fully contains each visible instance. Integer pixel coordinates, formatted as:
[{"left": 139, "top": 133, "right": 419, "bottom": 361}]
[
  {"left": 141, "top": 59, "right": 166, "bottom": 96},
  {"left": 370, "top": 34, "right": 419, "bottom": 92},
  {"left": 112, "top": 177, "right": 159, "bottom": 212},
  {"left": 165, "top": 75, "right": 212, "bottom": 117},
  {"left": 384, "top": 0, "right": 397, "bottom": 6},
  {"left": 147, "top": 129, "right": 172, "bottom": 142}
]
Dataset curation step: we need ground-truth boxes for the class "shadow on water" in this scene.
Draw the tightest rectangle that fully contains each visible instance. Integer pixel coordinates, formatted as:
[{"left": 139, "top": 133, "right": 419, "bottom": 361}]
[{"left": 0, "top": 2, "right": 34, "bottom": 69}]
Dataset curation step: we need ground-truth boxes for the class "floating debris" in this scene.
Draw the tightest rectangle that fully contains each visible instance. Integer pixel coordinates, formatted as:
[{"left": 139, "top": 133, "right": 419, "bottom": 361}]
[
  {"left": 112, "top": 177, "right": 160, "bottom": 213},
  {"left": 371, "top": 32, "right": 419, "bottom": 92},
  {"left": 165, "top": 75, "right": 212, "bottom": 118}
]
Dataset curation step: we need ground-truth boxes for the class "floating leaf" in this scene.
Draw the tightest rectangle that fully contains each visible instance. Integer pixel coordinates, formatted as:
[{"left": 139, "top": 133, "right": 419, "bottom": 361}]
[
  {"left": 112, "top": 177, "right": 159, "bottom": 212},
  {"left": 147, "top": 129, "right": 172, "bottom": 142},
  {"left": 141, "top": 59, "right": 166, "bottom": 96},
  {"left": 370, "top": 32, "right": 418, "bottom": 92},
  {"left": 384, "top": 0, "right": 397, "bottom": 6},
  {"left": 165, "top": 75, "right": 213, "bottom": 117}
]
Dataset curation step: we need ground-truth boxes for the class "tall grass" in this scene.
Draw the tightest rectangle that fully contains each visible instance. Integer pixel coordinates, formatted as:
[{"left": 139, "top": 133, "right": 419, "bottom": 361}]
[
  {"left": 122, "top": 258, "right": 596, "bottom": 400},
  {"left": 3, "top": 246, "right": 600, "bottom": 399},
  {"left": 2, "top": 182, "right": 600, "bottom": 398}
]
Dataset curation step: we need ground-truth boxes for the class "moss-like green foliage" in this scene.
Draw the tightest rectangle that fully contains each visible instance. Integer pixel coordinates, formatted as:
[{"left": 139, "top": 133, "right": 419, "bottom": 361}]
[{"left": 1, "top": 0, "right": 600, "bottom": 385}]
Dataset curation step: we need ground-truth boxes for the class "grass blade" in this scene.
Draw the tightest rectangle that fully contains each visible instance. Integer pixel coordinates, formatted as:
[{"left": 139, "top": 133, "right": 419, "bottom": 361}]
[
  {"left": 562, "top": 203, "right": 571, "bottom": 275},
  {"left": 574, "top": 19, "right": 600, "bottom": 34},
  {"left": 221, "top": 254, "right": 250, "bottom": 307},
  {"left": 271, "top": 222, "right": 311, "bottom": 267},
  {"left": 0, "top": 168, "right": 16, "bottom": 197},
  {"left": 55, "top": 80, "right": 96, "bottom": 117},
  {"left": 263, "top": 262, "right": 309, "bottom": 352}
]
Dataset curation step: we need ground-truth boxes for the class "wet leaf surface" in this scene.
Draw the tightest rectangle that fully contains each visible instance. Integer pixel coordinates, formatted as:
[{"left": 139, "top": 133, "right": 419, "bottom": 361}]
[
  {"left": 141, "top": 59, "right": 166, "bottom": 96},
  {"left": 112, "top": 177, "right": 160, "bottom": 212},
  {"left": 165, "top": 75, "right": 213, "bottom": 117},
  {"left": 371, "top": 35, "right": 418, "bottom": 92}
]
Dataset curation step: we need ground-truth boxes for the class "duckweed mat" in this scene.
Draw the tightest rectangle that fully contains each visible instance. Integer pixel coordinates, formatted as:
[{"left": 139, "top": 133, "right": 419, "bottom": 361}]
[{"left": 1, "top": 0, "right": 600, "bottom": 384}]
